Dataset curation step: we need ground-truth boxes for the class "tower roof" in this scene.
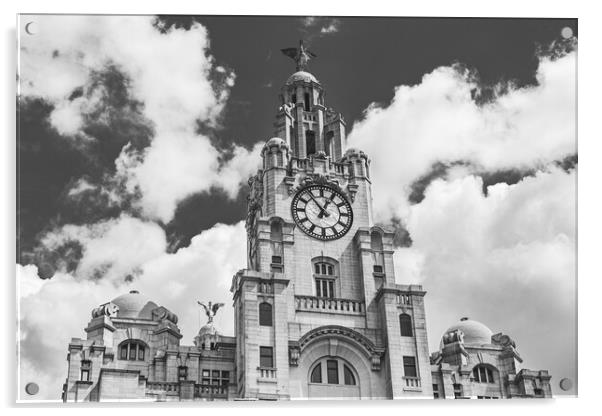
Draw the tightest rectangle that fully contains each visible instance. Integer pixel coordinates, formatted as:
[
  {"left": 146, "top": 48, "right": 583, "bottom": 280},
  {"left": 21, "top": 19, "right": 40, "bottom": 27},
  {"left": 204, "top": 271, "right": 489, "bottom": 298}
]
[
  {"left": 441, "top": 317, "right": 493, "bottom": 347},
  {"left": 285, "top": 70, "right": 319, "bottom": 85},
  {"left": 110, "top": 290, "right": 159, "bottom": 320}
]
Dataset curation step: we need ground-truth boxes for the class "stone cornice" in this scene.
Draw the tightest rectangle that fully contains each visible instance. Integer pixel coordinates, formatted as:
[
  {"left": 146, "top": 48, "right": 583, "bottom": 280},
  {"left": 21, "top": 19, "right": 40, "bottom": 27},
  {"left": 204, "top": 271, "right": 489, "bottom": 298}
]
[
  {"left": 154, "top": 326, "right": 183, "bottom": 339},
  {"left": 374, "top": 284, "right": 426, "bottom": 303}
]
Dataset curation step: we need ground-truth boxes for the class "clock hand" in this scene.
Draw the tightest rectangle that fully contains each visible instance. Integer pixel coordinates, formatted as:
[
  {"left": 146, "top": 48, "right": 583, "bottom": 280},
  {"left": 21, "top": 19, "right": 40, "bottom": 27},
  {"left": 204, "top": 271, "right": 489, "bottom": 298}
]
[
  {"left": 318, "top": 199, "right": 331, "bottom": 218},
  {"left": 307, "top": 192, "right": 330, "bottom": 218}
]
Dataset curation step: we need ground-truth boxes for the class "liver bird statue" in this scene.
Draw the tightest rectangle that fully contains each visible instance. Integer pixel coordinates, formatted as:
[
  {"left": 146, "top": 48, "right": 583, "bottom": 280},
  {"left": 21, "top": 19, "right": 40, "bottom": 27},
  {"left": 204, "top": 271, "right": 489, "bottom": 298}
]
[
  {"left": 281, "top": 39, "right": 317, "bottom": 72},
  {"left": 197, "top": 301, "right": 225, "bottom": 324}
]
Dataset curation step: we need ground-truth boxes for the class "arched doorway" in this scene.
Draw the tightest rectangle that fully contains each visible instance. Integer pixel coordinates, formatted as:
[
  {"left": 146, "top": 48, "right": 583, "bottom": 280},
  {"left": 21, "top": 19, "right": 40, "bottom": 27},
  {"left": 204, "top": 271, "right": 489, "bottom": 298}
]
[{"left": 307, "top": 357, "right": 360, "bottom": 399}]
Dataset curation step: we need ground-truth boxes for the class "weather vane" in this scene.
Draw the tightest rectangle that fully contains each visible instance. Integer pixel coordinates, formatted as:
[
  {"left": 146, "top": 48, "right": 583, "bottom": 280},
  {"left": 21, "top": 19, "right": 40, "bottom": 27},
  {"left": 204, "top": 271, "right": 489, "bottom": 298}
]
[
  {"left": 197, "top": 301, "right": 225, "bottom": 324},
  {"left": 281, "top": 39, "right": 317, "bottom": 72}
]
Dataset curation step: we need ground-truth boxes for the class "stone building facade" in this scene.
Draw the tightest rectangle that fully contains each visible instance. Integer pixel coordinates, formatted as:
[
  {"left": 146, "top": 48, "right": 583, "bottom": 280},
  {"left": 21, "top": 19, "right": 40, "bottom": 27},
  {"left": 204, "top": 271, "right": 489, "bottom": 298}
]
[{"left": 62, "top": 46, "right": 552, "bottom": 402}]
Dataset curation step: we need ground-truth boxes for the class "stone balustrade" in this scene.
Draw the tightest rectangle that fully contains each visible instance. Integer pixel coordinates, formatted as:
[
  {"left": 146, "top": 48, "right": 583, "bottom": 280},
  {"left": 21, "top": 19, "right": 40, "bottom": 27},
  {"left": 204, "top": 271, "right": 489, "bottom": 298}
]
[
  {"left": 295, "top": 295, "right": 365, "bottom": 315},
  {"left": 403, "top": 377, "right": 422, "bottom": 389},
  {"left": 397, "top": 293, "right": 412, "bottom": 306},
  {"left": 257, "top": 367, "right": 277, "bottom": 380},
  {"left": 146, "top": 381, "right": 180, "bottom": 394},
  {"left": 195, "top": 384, "right": 228, "bottom": 399}
]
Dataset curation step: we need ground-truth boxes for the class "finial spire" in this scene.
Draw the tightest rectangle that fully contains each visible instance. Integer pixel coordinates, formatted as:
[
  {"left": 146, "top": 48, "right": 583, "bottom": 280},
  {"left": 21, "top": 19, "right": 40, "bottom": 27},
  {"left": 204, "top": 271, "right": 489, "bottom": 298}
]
[{"left": 281, "top": 39, "right": 317, "bottom": 72}]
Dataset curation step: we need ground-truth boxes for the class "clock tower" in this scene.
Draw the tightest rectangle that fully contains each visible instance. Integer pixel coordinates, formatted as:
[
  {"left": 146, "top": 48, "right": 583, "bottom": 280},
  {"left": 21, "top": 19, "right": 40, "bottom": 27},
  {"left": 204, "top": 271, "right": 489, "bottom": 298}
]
[{"left": 231, "top": 41, "right": 433, "bottom": 400}]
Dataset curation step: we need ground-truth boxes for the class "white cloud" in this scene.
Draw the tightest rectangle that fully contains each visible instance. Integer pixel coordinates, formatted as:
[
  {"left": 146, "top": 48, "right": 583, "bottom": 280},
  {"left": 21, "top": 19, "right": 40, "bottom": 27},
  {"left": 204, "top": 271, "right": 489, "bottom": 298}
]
[
  {"left": 393, "top": 168, "right": 576, "bottom": 394},
  {"left": 300, "top": 17, "right": 341, "bottom": 37},
  {"left": 320, "top": 21, "right": 340, "bottom": 34},
  {"left": 18, "top": 221, "right": 246, "bottom": 401},
  {"left": 41, "top": 215, "right": 167, "bottom": 282},
  {"left": 348, "top": 52, "right": 576, "bottom": 223},
  {"left": 348, "top": 48, "right": 576, "bottom": 393},
  {"left": 20, "top": 15, "right": 262, "bottom": 223}
]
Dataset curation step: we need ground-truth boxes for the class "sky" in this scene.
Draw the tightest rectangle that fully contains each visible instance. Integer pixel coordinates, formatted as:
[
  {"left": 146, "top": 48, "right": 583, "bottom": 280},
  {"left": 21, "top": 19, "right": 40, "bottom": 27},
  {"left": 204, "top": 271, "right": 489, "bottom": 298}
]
[{"left": 16, "top": 14, "right": 577, "bottom": 400}]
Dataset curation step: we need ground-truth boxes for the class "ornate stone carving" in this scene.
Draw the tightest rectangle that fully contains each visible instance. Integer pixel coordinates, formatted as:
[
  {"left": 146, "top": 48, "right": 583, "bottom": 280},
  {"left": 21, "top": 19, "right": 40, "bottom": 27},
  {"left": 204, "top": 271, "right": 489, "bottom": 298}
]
[
  {"left": 298, "top": 325, "right": 385, "bottom": 372},
  {"left": 491, "top": 332, "right": 517, "bottom": 349},
  {"left": 371, "top": 354, "right": 382, "bottom": 371},
  {"left": 151, "top": 306, "right": 179, "bottom": 324},
  {"left": 91, "top": 302, "right": 119, "bottom": 319},
  {"left": 288, "top": 345, "right": 300, "bottom": 366},
  {"left": 290, "top": 174, "right": 351, "bottom": 202},
  {"left": 442, "top": 329, "right": 464, "bottom": 345},
  {"left": 246, "top": 173, "right": 263, "bottom": 233}
]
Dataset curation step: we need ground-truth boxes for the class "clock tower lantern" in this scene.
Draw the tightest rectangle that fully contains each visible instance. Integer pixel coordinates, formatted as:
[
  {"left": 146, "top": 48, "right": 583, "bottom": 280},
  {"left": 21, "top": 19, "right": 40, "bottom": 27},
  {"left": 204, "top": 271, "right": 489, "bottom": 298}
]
[{"left": 231, "top": 41, "right": 433, "bottom": 400}]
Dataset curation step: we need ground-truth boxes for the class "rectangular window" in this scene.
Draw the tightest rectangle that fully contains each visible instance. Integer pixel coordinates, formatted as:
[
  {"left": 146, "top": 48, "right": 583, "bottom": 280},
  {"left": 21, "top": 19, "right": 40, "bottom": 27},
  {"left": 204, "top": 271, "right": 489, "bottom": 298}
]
[
  {"left": 373, "top": 265, "right": 383, "bottom": 274},
  {"left": 271, "top": 255, "right": 282, "bottom": 264},
  {"left": 316, "top": 278, "right": 335, "bottom": 298},
  {"left": 403, "top": 356, "right": 417, "bottom": 378},
  {"left": 120, "top": 345, "right": 128, "bottom": 360},
  {"left": 80, "top": 360, "right": 91, "bottom": 382},
  {"left": 326, "top": 359, "right": 339, "bottom": 384},
  {"left": 178, "top": 366, "right": 188, "bottom": 381},
  {"left": 259, "top": 346, "right": 273, "bottom": 368},
  {"left": 221, "top": 371, "right": 230, "bottom": 385},
  {"left": 129, "top": 344, "right": 137, "bottom": 361},
  {"left": 453, "top": 383, "right": 463, "bottom": 398},
  {"left": 138, "top": 345, "right": 145, "bottom": 360},
  {"left": 202, "top": 369, "right": 210, "bottom": 378}
]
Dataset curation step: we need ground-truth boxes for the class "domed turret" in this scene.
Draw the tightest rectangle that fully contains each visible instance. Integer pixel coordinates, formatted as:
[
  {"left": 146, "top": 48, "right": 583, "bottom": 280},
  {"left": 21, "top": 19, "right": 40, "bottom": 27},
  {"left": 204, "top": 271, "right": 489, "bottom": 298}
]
[
  {"left": 110, "top": 290, "right": 159, "bottom": 320},
  {"left": 286, "top": 70, "right": 319, "bottom": 85},
  {"left": 194, "top": 323, "right": 220, "bottom": 350},
  {"left": 262, "top": 137, "right": 290, "bottom": 170},
  {"left": 441, "top": 317, "right": 494, "bottom": 347}
]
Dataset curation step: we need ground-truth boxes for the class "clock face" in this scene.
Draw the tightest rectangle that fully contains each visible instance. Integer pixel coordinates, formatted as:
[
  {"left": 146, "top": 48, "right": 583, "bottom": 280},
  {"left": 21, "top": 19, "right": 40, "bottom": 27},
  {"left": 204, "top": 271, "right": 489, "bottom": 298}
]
[{"left": 291, "top": 184, "right": 353, "bottom": 241}]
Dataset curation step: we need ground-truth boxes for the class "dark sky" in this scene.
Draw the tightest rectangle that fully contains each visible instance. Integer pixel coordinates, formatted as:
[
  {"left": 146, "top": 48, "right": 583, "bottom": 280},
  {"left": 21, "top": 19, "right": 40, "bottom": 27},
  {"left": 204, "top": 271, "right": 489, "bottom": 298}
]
[{"left": 17, "top": 16, "right": 577, "bottom": 263}]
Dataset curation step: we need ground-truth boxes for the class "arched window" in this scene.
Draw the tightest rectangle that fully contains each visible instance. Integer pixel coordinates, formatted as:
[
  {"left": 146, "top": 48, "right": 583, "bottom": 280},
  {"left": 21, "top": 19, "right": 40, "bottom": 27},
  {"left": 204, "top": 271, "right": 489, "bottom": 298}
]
[
  {"left": 343, "top": 364, "right": 356, "bottom": 385},
  {"left": 270, "top": 221, "right": 283, "bottom": 241},
  {"left": 370, "top": 231, "right": 383, "bottom": 251},
  {"left": 259, "top": 302, "right": 273, "bottom": 326},
  {"left": 472, "top": 365, "right": 495, "bottom": 383},
  {"left": 309, "top": 358, "right": 357, "bottom": 386},
  {"left": 399, "top": 313, "right": 413, "bottom": 337},
  {"left": 310, "top": 363, "right": 322, "bottom": 383},
  {"left": 313, "top": 257, "right": 337, "bottom": 299},
  {"left": 118, "top": 340, "right": 146, "bottom": 361}
]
